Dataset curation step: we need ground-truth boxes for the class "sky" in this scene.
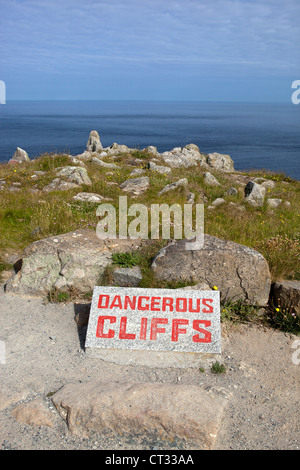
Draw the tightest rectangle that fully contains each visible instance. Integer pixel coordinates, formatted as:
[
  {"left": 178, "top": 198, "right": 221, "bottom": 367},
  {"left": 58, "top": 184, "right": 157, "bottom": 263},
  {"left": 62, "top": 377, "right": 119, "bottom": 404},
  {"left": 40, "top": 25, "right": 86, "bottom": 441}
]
[{"left": 0, "top": 0, "right": 299, "bottom": 102}]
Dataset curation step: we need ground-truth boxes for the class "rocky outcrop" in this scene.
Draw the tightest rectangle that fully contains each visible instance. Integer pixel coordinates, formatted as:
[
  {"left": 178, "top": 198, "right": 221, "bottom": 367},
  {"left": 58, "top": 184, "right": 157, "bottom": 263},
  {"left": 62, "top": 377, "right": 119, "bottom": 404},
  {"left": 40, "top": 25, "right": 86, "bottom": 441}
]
[
  {"left": 158, "top": 178, "right": 188, "bottom": 195},
  {"left": 56, "top": 166, "right": 92, "bottom": 186},
  {"left": 5, "top": 230, "right": 143, "bottom": 296},
  {"left": 52, "top": 381, "right": 227, "bottom": 449},
  {"left": 86, "top": 130, "right": 103, "bottom": 152},
  {"left": 266, "top": 198, "right": 282, "bottom": 209},
  {"left": 91, "top": 157, "right": 120, "bottom": 169},
  {"left": 160, "top": 145, "right": 207, "bottom": 169},
  {"left": 73, "top": 192, "right": 112, "bottom": 203},
  {"left": 151, "top": 235, "right": 271, "bottom": 306},
  {"left": 119, "top": 176, "right": 150, "bottom": 196},
  {"left": 42, "top": 166, "right": 92, "bottom": 192},
  {"left": 148, "top": 161, "right": 172, "bottom": 175},
  {"left": 203, "top": 172, "right": 220, "bottom": 186},
  {"left": 244, "top": 181, "right": 265, "bottom": 207},
  {"left": 106, "top": 143, "right": 132, "bottom": 155},
  {"left": 206, "top": 153, "right": 234, "bottom": 172},
  {"left": 9, "top": 147, "right": 30, "bottom": 164},
  {"left": 43, "top": 178, "right": 79, "bottom": 192}
]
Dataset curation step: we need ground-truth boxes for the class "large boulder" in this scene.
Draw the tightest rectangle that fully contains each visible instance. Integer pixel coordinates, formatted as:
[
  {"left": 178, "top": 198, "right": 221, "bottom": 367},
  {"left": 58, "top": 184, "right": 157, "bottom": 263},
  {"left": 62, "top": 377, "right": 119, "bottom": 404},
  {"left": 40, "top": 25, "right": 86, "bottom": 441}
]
[
  {"left": 42, "top": 178, "right": 79, "bottom": 192},
  {"left": 148, "top": 161, "right": 172, "bottom": 175},
  {"left": 43, "top": 166, "right": 92, "bottom": 192},
  {"left": 5, "top": 229, "right": 143, "bottom": 297},
  {"left": 52, "top": 381, "right": 227, "bottom": 449},
  {"left": 206, "top": 153, "right": 235, "bottom": 172},
  {"left": 56, "top": 166, "right": 92, "bottom": 186},
  {"left": 203, "top": 172, "right": 220, "bottom": 186},
  {"left": 160, "top": 145, "right": 207, "bottom": 169},
  {"left": 86, "top": 130, "right": 103, "bottom": 152},
  {"left": 9, "top": 147, "right": 30, "bottom": 164},
  {"left": 106, "top": 143, "right": 132, "bottom": 155},
  {"left": 91, "top": 157, "right": 119, "bottom": 169},
  {"left": 151, "top": 235, "right": 271, "bottom": 306},
  {"left": 244, "top": 181, "right": 265, "bottom": 207}
]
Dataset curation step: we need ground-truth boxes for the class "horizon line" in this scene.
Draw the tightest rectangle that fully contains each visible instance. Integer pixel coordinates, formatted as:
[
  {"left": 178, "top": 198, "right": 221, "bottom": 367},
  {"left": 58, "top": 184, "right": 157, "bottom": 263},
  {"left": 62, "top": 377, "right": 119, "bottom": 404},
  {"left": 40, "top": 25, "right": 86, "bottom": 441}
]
[{"left": 2, "top": 99, "right": 291, "bottom": 105}]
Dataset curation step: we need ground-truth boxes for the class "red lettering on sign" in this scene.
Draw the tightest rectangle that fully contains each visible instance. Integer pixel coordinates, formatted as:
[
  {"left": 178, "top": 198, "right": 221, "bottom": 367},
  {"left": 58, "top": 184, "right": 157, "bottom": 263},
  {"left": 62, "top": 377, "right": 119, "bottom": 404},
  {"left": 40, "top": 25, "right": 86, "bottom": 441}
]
[
  {"left": 110, "top": 295, "right": 122, "bottom": 309},
  {"left": 171, "top": 319, "right": 189, "bottom": 341},
  {"left": 119, "top": 316, "right": 136, "bottom": 340},
  {"left": 162, "top": 297, "right": 173, "bottom": 312},
  {"left": 175, "top": 298, "right": 187, "bottom": 312},
  {"left": 192, "top": 320, "right": 211, "bottom": 343},
  {"left": 98, "top": 295, "right": 110, "bottom": 309},
  {"left": 124, "top": 295, "right": 136, "bottom": 310},
  {"left": 150, "top": 296, "right": 161, "bottom": 311},
  {"left": 140, "top": 317, "right": 147, "bottom": 340},
  {"left": 150, "top": 318, "right": 168, "bottom": 340},
  {"left": 188, "top": 298, "right": 201, "bottom": 313},
  {"left": 202, "top": 298, "right": 213, "bottom": 313},
  {"left": 137, "top": 296, "right": 150, "bottom": 310},
  {"left": 96, "top": 315, "right": 116, "bottom": 338}
]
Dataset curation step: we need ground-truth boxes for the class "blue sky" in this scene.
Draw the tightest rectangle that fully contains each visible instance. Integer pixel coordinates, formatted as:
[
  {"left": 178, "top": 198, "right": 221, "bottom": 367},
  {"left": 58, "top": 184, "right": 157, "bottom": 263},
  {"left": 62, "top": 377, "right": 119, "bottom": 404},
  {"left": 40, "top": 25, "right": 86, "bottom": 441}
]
[{"left": 0, "top": 0, "right": 299, "bottom": 101}]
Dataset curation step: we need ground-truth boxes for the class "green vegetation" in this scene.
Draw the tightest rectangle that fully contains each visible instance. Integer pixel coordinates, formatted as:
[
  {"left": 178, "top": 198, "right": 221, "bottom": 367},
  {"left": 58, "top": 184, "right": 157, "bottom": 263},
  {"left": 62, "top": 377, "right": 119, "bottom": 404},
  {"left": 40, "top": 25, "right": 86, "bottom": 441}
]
[
  {"left": 266, "top": 302, "right": 300, "bottom": 335},
  {"left": 221, "top": 299, "right": 260, "bottom": 324},
  {"left": 211, "top": 361, "right": 226, "bottom": 374},
  {"left": 112, "top": 251, "right": 140, "bottom": 268},
  {"left": 0, "top": 150, "right": 299, "bottom": 332}
]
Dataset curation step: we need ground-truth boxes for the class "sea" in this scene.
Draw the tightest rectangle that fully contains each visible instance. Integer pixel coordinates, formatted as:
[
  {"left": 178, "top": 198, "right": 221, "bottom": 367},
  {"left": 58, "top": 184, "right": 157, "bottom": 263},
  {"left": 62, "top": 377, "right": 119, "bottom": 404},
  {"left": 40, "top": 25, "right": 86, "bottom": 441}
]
[{"left": 0, "top": 100, "right": 299, "bottom": 180}]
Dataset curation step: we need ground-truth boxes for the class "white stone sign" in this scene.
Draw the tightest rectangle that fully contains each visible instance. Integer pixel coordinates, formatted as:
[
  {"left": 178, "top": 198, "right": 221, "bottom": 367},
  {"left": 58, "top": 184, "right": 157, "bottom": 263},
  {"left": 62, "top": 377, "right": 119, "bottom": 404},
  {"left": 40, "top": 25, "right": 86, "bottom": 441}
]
[{"left": 85, "top": 286, "right": 221, "bottom": 368}]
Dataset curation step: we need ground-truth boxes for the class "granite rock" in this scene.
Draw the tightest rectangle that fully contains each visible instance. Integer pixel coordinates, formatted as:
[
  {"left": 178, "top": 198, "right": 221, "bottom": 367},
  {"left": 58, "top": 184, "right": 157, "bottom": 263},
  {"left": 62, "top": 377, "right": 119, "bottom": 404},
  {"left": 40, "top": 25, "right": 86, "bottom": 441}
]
[
  {"left": 9, "top": 147, "right": 30, "bottom": 164},
  {"left": 56, "top": 166, "right": 92, "bottom": 186},
  {"left": 120, "top": 176, "right": 150, "bottom": 196},
  {"left": 86, "top": 130, "right": 103, "bottom": 152},
  {"left": 52, "top": 381, "right": 227, "bottom": 449},
  {"left": 203, "top": 172, "right": 220, "bottom": 186},
  {"left": 5, "top": 229, "right": 143, "bottom": 296},
  {"left": 151, "top": 235, "right": 271, "bottom": 306},
  {"left": 244, "top": 181, "right": 265, "bottom": 207},
  {"left": 206, "top": 152, "right": 235, "bottom": 172}
]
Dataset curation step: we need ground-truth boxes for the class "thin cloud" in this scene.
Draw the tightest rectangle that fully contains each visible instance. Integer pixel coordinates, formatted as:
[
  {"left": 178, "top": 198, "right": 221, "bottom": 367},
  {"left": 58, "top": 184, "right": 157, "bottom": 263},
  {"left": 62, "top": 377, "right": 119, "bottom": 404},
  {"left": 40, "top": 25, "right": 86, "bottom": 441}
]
[{"left": 0, "top": 0, "right": 298, "bottom": 99}]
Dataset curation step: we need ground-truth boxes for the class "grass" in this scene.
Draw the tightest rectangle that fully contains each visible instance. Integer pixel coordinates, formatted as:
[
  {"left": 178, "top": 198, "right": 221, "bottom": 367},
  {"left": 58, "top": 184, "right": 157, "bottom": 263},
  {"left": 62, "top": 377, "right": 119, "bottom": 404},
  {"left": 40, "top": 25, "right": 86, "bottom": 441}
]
[
  {"left": 266, "top": 299, "right": 300, "bottom": 335},
  {"left": 112, "top": 251, "right": 140, "bottom": 268},
  {"left": 0, "top": 149, "right": 299, "bottom": 322},
  {"left": 211, "top": 361, "right": 226, "bottom": 374},
  {"left": 220, "top": 299, "right": 261, "bottom": 324}
]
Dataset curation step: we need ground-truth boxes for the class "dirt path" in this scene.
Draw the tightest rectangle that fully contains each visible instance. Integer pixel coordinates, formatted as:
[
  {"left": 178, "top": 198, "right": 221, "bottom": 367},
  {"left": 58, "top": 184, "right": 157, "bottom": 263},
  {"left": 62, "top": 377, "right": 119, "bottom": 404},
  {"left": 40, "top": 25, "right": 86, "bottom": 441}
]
[{"left": 0, "top": 285, "right": 299, "bottom": 450}]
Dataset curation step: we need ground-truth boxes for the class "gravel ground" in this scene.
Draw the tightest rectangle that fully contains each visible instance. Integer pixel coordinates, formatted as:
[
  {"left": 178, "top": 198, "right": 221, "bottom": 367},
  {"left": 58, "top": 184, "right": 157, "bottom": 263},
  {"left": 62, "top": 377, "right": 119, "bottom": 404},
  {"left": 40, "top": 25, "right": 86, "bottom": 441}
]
[{"left": 0, "top": 284, "right": 299, "bottom": 451}]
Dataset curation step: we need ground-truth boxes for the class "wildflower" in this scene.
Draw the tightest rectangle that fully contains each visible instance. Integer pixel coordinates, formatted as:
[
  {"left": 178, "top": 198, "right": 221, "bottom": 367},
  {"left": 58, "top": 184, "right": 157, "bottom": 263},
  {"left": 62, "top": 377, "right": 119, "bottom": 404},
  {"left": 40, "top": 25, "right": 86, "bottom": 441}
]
[
  {"left": 275, "top": 308, "right": 280, "bottom": 312},
  {"left": 213, "top": 286, "right": 218, "bottom": 290}
]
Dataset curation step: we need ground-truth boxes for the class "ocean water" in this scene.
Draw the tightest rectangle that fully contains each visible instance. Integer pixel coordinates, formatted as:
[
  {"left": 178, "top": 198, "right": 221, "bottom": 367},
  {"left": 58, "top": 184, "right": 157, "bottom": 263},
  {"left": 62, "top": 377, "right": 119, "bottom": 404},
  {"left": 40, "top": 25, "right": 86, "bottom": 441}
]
[{"left": 0, "top": 100, "right": 299, "bottom": 180}]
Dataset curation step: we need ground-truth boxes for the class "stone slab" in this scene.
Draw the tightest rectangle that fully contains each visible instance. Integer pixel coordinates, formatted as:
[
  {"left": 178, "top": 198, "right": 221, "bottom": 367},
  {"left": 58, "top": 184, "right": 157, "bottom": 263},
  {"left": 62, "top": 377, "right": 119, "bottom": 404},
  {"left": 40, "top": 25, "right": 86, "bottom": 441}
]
[
  {"left": 85, "top": 286, "right": 221, "bottom": 368},
  {"left": 52, "top": 381, "right": 227, "bottom": 449}
]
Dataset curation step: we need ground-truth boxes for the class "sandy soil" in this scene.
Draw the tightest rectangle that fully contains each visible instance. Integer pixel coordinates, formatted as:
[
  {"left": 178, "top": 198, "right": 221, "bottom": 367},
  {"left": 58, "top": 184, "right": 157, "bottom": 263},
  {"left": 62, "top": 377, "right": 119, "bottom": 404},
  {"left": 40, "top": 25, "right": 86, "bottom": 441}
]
[{"left": 0, "top": 284, "right": 299, "bottom": 451}]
